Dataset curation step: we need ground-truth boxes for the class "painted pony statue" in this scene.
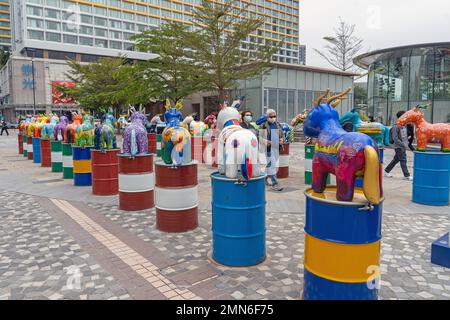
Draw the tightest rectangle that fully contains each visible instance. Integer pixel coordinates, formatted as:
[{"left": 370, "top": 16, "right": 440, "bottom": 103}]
[
  {"left": 217, "top": 97, "right": 260, "bottom": 181},
  {"left": 281, "top": 123, "right": 294, "bottom": 144},
  {"left": 75, "top": 114, "right": 95, "bottom": 147},
  {"left": 64, "top": 113, "right": 83, "bottom": 143},
  {"left": 95, "top": 113, "right": 117, "bottom": 151},
  {"left": 122, "top": 106, "right": 148, "bottom": 156},
  {"left": 161, "top": 100, "right": 191, "bottom": 166},
  {"left": 53, "top": 116, "right": 69, "bottom": 141},
  {"left": 205, "top": 113, "right": 218, "bottom": 130},
  {"left": 117, "top": 115, "right": 129, "bottom": 134},
  {"left": 41, "top": 114, "right": 60, "bottom": 140},
  {"left": 303, "top": 89, "right": 382, "bottom": 204},
  {"left": 19, "top": 115, "right": 32, "bottom": 135},
  {"left": 397, "top": 104, "right": 450, "bottom": 152},
  {"left": 340, "top": 109, "right": 390, "bottom": 147},
  {"left": 29, "top": 114, "right": 50, "bottom": 138}
]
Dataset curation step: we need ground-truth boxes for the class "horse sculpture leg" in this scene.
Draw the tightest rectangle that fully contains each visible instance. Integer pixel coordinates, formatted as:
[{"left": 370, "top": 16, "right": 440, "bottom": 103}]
[
  {"left": 335, "top": 163, "right": 357, "bottom": 202},
  {"left": 312, "top": 160, "right": 328, "bottom": 193}
]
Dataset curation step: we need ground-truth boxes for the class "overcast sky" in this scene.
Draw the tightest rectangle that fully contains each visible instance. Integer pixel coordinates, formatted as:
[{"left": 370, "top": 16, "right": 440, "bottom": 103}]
[{"left": 301, "top": 0, "right": 450, "bottom": 68}]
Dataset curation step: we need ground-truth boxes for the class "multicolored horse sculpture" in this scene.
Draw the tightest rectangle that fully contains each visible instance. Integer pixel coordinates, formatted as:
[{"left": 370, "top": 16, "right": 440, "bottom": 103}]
[
  {"left": 64, "top": 113, "right": 83, "bottom": 143},
  {"left": 217, "top": 97, "right": 260, "bottom": 181},
  {"left": 41, "top": 114, "right": 60, "bottom": 140},
  {"left": 161, "top": 99, "right": 191, "bottom": 166},
  {"left": 117, "top": 115, "right": 129, "bottom": 134},
  {"left": 28, "top": 114, "right": 50, "bottom": 138},
  {"left": 340, "top": 109, "right": 390, "bottom": 147},
  {"left": 397, "top": 104, "right": 450, "bottom": 152},
  {"left": 205, "top": 113, "right": 218, "bottom": 130},
  {"left": 122, "top": 106, "right": 148, "bottom": 156},
  {"left": 95, "top": 113, "right": 117, "bottom": 151},
  {"left": 19, "top": 115, "right": 32, "bottom": 135},
  {"left": 75, "top": 114, "right": 95, "bottom": 147},
  {"left": 53, "top": 116, "right": 69, "bottom": 141},
  {"left": 281, "top": 123, "right": 294, "bottom": 144},
  {"left": 303, "top": 89, "right": 382, "bottom": 204}
]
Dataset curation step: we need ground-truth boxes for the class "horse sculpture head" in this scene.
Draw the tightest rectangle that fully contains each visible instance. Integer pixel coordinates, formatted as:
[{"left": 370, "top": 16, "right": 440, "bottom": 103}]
[
  {"left": 216, "top": 97, "right": 245, "bottom": 131},
  {"left": 397, "top": 104, "right": 428, "bottom": 127},
  {"left": 304, "top": 89, "right": 350, "bottom": 138}
]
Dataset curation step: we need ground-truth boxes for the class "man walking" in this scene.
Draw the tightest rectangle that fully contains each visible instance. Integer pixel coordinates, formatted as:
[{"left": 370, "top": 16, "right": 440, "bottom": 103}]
[
  {"left": 0, "top": 119, "right": 9, "bottom": 136},
  {"left": 384, "top": 111, "right": 412, "bottom": 181},
  {"left": 256, "top": 109, "right": 284, "bottom": 192}
]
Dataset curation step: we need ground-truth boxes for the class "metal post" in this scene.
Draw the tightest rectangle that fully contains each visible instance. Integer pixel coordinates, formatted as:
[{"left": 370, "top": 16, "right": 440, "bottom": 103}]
[{"left": 32, "top": 58, "right": 36, "bottom": 115}]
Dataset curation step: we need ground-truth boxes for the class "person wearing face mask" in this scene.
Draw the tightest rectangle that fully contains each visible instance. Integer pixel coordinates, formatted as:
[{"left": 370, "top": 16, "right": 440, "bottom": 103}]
[
  {"left": 256, "top": 109, "right": 284, "bottom": 192},
  {"left": 240, "top": 110, "right": 258, "bottom": 137}
]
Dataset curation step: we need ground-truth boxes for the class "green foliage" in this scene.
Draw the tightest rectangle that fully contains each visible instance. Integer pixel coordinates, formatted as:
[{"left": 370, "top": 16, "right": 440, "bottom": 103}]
[
  {"left": 59, "top": 57, "right": 144, "bottom": 114},
  {"left": 133, "top": 23, "right": 204, "bottom": 104},
  {"left": 183, "top": 0, "right": 278, "bottom": 103}
]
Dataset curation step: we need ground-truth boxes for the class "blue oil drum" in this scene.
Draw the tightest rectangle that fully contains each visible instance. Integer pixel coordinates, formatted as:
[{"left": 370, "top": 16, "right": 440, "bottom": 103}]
[
  {"left": 72, "top": 146, "right": 92, "bottom": 187},
  {"left": 32, "top": 137, "right": 41, "bottom": 164},
  {"left": 355, "top": 148, "right": 384, "bottom": 188},
  {"left": 413, "top": 151, "right": 450, "bottom": 206},
  {"left": 211, "top": 172, "right": 266, "bottom": 267},
  {"left": 303, "top": 187, "right": 384, "bottom": 300}
]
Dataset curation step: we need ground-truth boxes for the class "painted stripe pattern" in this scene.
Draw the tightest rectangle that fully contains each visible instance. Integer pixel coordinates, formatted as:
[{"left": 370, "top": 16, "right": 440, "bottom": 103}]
[
  {"left": 155, "top": 186, "right": 198, "bottom": 211},
  {"left": 119, "top": 173, "right": 155, "bottom": 193}
]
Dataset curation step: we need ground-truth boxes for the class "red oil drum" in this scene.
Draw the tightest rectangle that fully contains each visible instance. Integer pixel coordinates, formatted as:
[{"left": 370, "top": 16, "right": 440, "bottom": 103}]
[
  {"left": 27, "top": 136, "right": 33, "bottom": 160},
  {"left": 191, "top": 136, "right": 203, "bottom": 163},
  {"left": 118, "top": 154, "right": 155, "bottom": 211},
  {"left": 278, "top": 144, "right": 290, "bottom": 179},
  {"left": 147, "top": 133, "right": 157, "bottom": 154},
  {"left": 212, "top": 137, "right": 218, "bottom": 168},
  {"left": 92, "top": 149, "right": 120, "bottom": 196},
  {"left": 18, "top": 134, "right": 24, "bottom": 155},
  {"left": 40, "top": 139, "right": 52, "bottom": 167},
  {"left": 155, "top": 161, "right": 198, "bottom": 233}
]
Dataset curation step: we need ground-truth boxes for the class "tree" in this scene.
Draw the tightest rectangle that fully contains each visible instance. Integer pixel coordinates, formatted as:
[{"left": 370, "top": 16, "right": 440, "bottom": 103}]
[
  {"left": 315, "top": 18, "right": 363, "bottom": 72},
  {"left": 59, "top": 57, "right": 143, "bottom": 114},
  {"left": 183, "top": 0, "right": 278, "bottom": 104},
  {"left": 132, "top": 23, "right": 204, "bottom": 104}
]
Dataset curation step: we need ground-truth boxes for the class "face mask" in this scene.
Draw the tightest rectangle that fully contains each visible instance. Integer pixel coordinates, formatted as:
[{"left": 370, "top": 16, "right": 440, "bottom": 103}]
[
  {"left": 244, "top": 116, "right": 252, "bottom": 122},
  {"left": 268, "top": 117, "right": 276, "bottom": 124}
]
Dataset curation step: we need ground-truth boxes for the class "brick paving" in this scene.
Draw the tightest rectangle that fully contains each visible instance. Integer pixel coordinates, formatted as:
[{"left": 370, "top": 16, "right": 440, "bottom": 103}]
[{"left": 0, "top": 133, "right": 449, "bottom": 300}]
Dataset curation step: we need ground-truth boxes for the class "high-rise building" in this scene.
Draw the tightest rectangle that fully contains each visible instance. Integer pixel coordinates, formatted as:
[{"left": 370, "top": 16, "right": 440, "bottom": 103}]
[
  {"left": 298, "top": 44, "right": 306, "bottom": 65},
  {"left": 11, "top": 0, "right": 299, "bottom": 63},
  {"left": 0, "top": 0, "right": 11, "bottom": 50}
]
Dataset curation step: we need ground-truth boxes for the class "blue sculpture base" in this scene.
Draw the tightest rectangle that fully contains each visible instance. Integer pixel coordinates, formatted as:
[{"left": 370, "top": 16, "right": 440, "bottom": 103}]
[{"left": 431, "top": 233, "right": 450, "bottom": 269}]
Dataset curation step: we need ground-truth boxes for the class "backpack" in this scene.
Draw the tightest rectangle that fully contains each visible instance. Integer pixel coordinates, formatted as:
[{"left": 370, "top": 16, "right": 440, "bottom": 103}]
[{"left": 389, "top": 126, "right": 395, "bottom": 145}]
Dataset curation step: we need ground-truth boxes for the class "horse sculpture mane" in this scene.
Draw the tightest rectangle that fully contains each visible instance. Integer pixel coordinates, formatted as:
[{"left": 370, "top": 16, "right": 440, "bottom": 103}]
[
  {"left": 397, "top": 104, "right": 450, "bottom": 152},
  {"left": 303, "top": 89, "right": 382, "bottom": 204}
]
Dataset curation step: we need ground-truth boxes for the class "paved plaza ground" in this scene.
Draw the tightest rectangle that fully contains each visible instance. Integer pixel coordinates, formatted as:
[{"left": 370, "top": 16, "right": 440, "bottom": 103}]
[{"left": 0, "top": 131, "right": 449, "bottom": 300}]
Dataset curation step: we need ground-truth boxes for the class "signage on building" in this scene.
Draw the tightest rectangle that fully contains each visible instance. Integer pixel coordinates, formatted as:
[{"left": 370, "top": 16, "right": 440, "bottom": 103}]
[
  {"left": 52, "top": 81, "right": 76, "bottom": 104},
  {"left": 22, "top": 64, "right": 35, "bottom": 90}
]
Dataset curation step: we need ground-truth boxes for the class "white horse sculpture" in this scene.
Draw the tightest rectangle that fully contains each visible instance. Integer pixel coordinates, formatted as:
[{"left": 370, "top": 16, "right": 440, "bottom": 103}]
[{"left": 217, "top": 97, "right": 260, "bottom": 181}]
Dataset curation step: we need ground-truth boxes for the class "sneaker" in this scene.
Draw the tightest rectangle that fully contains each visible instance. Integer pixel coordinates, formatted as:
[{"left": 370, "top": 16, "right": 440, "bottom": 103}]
[
  {"left": 265, "top": 177, "right": 271, "bottom": 186},
  {"left": 272, "top": 184, "right": 284, "bottom": 192},
  {"left": 384, "top": 171, "right": 394, "bottom": 178},
  {"left": 403, "top": 176, "right": 413, "bottom": 181}
]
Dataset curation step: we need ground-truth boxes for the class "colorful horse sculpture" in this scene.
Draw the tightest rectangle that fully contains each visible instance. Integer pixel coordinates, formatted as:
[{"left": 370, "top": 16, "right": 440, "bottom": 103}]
[
  {"left": 95, "top": 113, "right": 117, "bottom": 151},
  {"left": 53, "top": 116, "right": 69, "bottom": 141},
  {"left": 64, "top": 113, "right": 83, "bottom": 143},
  {"left": 217, "top": 98, "right": 259, "bottom": 181},
  {"left": 123, "top": 106, "right": 148, "bottom": 156},
  {"left": 28, "top": 114, "right": 50, "bottom": 138},
  {"left": 205, "top": 113, "right": 218, "bottom": 130},
  {"left": 41, "top": 114, "right": 60, "bottom": 140},
  {"left": 75, "top": 114, "right": 95, "bottom": 147},
  {"left": 340, "top": 109, "right": 390, "bottom": 147},
  {"left": 291, "top": 110, "right": 309, "bottom": 128},
  {"left": 19, "top": 116, "right": 32, "bottom": 135},
  {"left": 303, "top": 89, "right": 382, "bottom": 204},
  {"left": 397, "top": 105, "right": 450, "bottom": 152},
  {"left": 161, "top": 100, "right": 192, "bottom": 166},
  {"left": 281, "top": 123, "right": 294, "bottom": 144},
  {"left": 117, "top": 115, "right": 129, "bottom": 134}
]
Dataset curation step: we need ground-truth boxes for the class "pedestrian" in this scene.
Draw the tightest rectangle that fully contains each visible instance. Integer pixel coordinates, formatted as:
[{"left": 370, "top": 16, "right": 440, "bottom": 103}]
[
  {"left": 407, "top": 123, "right": 415, "bottom": 151},
  {"left": 0, "top": 119, "right": 9, "bottom": 136},
  {"left": 384, "top": 111, "right": 412, "bottom": 181},
  {"left": 256, "top": 109, "right": 284, "bottom": 192},
  {"left": 240, "top": 110, "right": 258, "bottom": 137}
]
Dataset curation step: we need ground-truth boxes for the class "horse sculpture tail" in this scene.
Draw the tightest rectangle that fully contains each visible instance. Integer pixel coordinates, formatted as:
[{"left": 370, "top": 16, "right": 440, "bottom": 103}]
[
  {"left": 130, "top": 128, "right": 137, "bottom": 157},
  {"left": 363, "top": 146, "right": 382, "bottom": 205},
  {"left": 240, "top": 153, "right": 253, "bottom": 181}
]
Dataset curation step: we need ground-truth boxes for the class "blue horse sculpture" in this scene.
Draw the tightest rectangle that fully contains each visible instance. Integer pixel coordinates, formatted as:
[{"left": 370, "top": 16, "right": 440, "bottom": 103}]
[
  {"left": 339, "top": 109, "right": 390, "bottom": 147},
  {"left": 95, "top": 113, "right": 118, "bottom": 151},
  {"left": 304, "top": 89, "right": 382, "bottom": 204}
]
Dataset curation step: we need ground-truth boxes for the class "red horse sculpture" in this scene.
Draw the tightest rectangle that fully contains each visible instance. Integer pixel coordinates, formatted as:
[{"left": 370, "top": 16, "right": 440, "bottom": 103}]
[
  {"left": 64, "top": 113, "right": 83, "bottom": 143},
  {"left": 397, "top": 105, "right": 450, "bottom": 152}
]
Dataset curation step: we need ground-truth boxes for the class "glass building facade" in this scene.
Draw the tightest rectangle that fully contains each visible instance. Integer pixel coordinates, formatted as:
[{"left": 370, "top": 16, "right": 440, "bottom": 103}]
[
  {"left": 355, "top": 43, "right": 450, "bottom": 125},
  {"left": 0, "top": 0, "right": 11, "bottom": 49}
]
